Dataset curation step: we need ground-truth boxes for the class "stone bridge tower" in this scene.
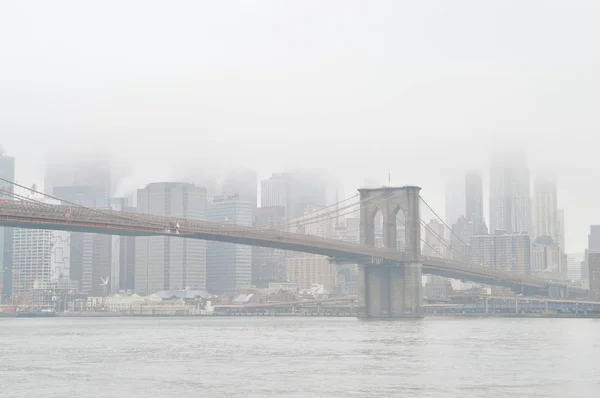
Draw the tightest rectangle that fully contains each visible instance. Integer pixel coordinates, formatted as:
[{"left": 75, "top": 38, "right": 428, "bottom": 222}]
[{"left": 357, "top": 186, "right": 423, "bottom": 318}]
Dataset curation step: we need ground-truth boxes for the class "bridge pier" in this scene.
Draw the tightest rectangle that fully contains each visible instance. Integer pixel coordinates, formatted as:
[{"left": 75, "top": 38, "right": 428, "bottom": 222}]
[
  {"left": 357, "top": 186, "right": 423, "bottom": 319},
  {"left": 357, "top": 263, "right": 423, "bottom": 318}
]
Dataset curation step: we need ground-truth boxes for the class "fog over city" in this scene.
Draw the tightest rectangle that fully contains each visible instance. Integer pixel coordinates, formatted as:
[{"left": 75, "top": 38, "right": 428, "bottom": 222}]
[
  {"left": 2, "top": 0, "right": 600, "bottom": 254},
  {"left": 4, "top": 2, "right": 600, "bottom": 397}
]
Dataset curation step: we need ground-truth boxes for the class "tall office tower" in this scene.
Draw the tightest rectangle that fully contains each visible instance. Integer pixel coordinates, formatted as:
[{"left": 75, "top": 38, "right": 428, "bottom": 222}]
[
  {"left": 587, "top": 226, "right": 600, "bottom": 300},
  {"left": 286, "top": 170, "right": 328, "bottom": 219},
  {"left": 534, "top": 172, "right": 558, "bottom": 239},
  {"left": 222, "top": 167, "right": 258, "bottom": 210},
  {"left": 450, "top": 216, "right": 474, "bottom": 263},
  {"left": 588, "top": 252, "right": 600, "bottom": 302},
  {"left": 557, "top": 208, "right": 566, "bottom": 258},
  {"left": 588, "top": 225, "right": 600, "bottom": 252},
  {"left": 135, "top": 182, "right": 207, "bottom": 294},
  {"left": 110, "top": 197, "right": 136, "bottom": 293},
  {"left": 489, "top": 152, "right": 532, "bottom": 235},
  {"left": 0, "top": 149, "right": 15, "bottom": 199},
  {"left": 469, "top": 232, "right": 531, "bottom": 275},
  {"left": 0, "top": 151, "right": 15, "bottom": 302},
  {"left": 44, "top": 161, "right": 111, "bottom": 206},
  {"left": 581, "top": 249, "right": 590, "bottom": 287},
  {"left": 566, "top": 253, "right": 583, "bottom": 282},
  {"left": 11, "top": 199, "right": 70, "bottom": 302},
  {"left": 465, "top": 172, "right": 487, "bottom": 234},
  {"left": 445, "top": 182, "right": 465, "bottom": 237},
  {"left": 206, "top": 195, "right": 253, "bottom": 294},
  {"left": 262, "top": 171, "right": 328, "bottom": 218},
  {"left": 260, "top": 175, "right": 291, "bottom": 217},
  {"left": 45, "top": 160, "right": 113, "bottom": 296},
  {"left": 423, "top": 219, "right": 446, "bottom": 258},
  {"left": 252, "top": 206, "right": 287, "bottom": 288}
]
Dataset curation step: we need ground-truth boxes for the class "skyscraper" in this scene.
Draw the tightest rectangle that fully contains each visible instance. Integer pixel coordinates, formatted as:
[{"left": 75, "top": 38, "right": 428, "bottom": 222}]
[
  {"left": 588, "top": 252, "right": 600, "bottom": 302},
  {"left": 44, "top": 161, "right": 111, "bottom": 206},
  {"left": 260, "top": 175, "right": 291, "bottom": 217},
  {"left": 0, "top": 151, "right": 14, "bottom": 302},
  {"left": 0, "top": 150, "right": 15, "bottom": 200},
  {"left": 534, "top": 172, "right": 558, "bottom": 240},
  {"left": 465, "top": 172, "right": 486, "bottom": 234},
  {"left": 135, "top": 182, "right": 207, "bottom": 294},
  {"left": 11, "top": 198, "right": 70, "bottom": 302},
  {"left": 450, "top": 216, "right": 474, "bottom": 263},
  {"left": 110, "top": 197, "right": 136, "bottom": 293},
  {"left": 45, "top": 161, "right": 112, "bottom": 296},
  {"left": 489, "top": 152, "right": 532, "bottom": 235},
  {"left": 252, "top": 206, "right": 287, "bottom": 288},
  {"left": 557, "top": 209, "right": 566, "bottom": 253},
  {"left": 587, "top": 226, "right": 600, "bottom": 300},
  {"left": 445, "top": 182, "right": 465, "bottom": 235},
  {"left": 588, "top": 225, "right": 600, "bottom": 252},
  {"left": 206, "top": 195, "right": 253, "bottom": 294},
  {"left": 567, "top": 253, "right": 583, "bottom": 282},
  {"left": 286, "top": 170, "right": 328, "bottom": 219}
]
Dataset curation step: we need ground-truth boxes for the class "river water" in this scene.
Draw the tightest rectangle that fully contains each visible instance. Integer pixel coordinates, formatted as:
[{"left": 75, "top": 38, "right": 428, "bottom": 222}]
[{"left": 1, "top": 317, "right": 598, "bottom": 397}]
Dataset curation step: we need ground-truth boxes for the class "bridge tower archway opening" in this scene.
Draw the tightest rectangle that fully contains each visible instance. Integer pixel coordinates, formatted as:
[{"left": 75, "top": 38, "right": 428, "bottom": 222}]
[
  {"left": 372, "top": 208, "right": 383, "bottom": 248},
  {"left": 395, "top": 207, "right": 406, "bottom": 252}
]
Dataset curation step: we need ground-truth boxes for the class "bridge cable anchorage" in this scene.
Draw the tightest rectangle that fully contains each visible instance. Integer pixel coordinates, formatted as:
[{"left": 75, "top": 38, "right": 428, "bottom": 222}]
[{"left": 418, "top": 195, "right": 492, "bottom": 270}]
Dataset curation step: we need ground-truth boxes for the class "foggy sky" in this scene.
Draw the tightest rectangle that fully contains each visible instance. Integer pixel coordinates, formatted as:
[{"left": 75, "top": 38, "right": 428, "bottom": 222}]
[{"left": 1, "top": 1, "right": 600, "bottom": 252}]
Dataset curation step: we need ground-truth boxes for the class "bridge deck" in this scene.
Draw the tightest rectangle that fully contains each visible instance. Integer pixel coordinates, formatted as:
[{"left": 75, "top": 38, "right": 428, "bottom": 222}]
[{"left": 0, "top": 200, "right": 572, "bottom": 292}]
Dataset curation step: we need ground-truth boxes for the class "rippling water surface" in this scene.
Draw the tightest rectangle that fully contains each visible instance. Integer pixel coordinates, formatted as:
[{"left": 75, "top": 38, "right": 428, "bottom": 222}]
[{"left": 1, "top": 317, "right": 599, "bottom": 397}]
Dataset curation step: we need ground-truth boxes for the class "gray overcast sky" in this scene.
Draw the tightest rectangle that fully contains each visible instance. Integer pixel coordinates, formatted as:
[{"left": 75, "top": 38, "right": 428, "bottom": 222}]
[{"left": 1, "top": 1, "right": 600, "bottom": 252}]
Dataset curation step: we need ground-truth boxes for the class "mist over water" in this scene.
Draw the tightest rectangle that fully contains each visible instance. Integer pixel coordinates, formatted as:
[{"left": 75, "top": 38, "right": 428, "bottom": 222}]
[{"left": 1, "top": 317, "right": 598, "bottom": 398}]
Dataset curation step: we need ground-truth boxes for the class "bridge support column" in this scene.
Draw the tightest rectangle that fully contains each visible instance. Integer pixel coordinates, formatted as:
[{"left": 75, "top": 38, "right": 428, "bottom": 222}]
[
  {"left": 357, "top": 186, "right": 423, "bottom": 319},
  {"left": 358, "top": 264, "right": 423, "bottom": 318}
]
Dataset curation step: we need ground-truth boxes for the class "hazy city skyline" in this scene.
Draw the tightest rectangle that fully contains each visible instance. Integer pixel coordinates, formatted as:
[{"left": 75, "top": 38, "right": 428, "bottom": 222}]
[{"left": 3, "top": 1, "right": 600, "bottom": 253}]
